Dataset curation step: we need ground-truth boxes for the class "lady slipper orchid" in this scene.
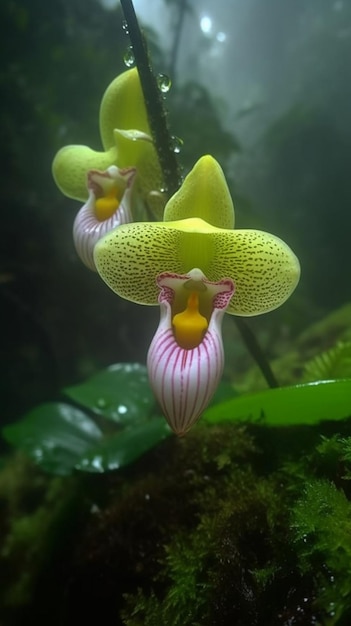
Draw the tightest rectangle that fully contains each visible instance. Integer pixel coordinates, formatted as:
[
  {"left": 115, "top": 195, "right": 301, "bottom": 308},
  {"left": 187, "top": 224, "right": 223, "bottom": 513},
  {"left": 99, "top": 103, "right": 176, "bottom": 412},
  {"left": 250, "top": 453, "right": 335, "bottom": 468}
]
[
  {"left": 147, "top": 269, "right": 234, "bottom": 435},
  {"left": 73, "top": 165, "right": 136, "bottom": 271},
  {"left": 94, "top": 155, "right": 301, "bottom": 434},
  {"left": 52, "top": 68, "right": 164, "bottom": 218}
]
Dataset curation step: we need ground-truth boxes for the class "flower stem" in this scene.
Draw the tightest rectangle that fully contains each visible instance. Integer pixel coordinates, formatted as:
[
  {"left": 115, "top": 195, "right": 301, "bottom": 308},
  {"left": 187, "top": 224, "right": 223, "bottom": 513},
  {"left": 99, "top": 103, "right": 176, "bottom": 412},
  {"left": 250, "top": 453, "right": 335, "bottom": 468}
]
[
  {"left": 234, "top": 318, "right": 279, "bottom": 388},
  {"left": 120, "top": 0, "right": 182, "bottom": 197}
]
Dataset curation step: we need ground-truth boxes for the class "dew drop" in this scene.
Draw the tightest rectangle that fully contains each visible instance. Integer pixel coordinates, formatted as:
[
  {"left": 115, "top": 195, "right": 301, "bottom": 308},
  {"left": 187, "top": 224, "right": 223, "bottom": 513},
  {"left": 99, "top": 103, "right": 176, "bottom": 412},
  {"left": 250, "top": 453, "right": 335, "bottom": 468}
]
[
  {"left": 33, "top": 448, "right": 43, "bottom": 460},
  {"left": 123, "top": 46, "right": 135, "bottom": 67},
  {"left": 117, "top": 404, "right": 128, "bottom": 415},
  {"left": 122, "top": 20, "right": 129, "bottom": 35},
  {"left": 216, "top": 31, "right": 226, "bottom": 43},
  {"left": 171, "top": 135, "right": 183, "bottom": 153},
  {"left": 157, "top": 73, "right": 171, "bottom": 93},
  {"left": 96, "top": 397, "right": 107, "bottom": 409}
]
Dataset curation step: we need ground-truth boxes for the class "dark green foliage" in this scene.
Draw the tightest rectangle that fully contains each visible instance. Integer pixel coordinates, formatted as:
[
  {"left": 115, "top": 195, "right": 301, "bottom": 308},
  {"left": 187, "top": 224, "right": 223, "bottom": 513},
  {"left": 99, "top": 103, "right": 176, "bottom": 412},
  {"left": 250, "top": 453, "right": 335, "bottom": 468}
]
[
  {"left": 256, "top": 104, "right": 351, "bottom": 309},
  {"left": 304, "top": 342, "right": 351, "bottom": 382},
  {"left": 0, "top": 455, "right": 80, "bottom": 613},
  {"left": 3, "top": 402, "right": 103, "bottom": 476},
  {"left": 2, "top": 364, "right": 171, "bottom": 475},
  {"left": 0, "top": 0, "right": 140, "bottom": 424},
  {"left": 74, "top": 419, "right": 171, "bottom": 473},
  {"left": 4, "top": 359, "right": 351, "bottom": 477},
  {"left": 64, "top": 363, "right": 155, "bottom": 424}
]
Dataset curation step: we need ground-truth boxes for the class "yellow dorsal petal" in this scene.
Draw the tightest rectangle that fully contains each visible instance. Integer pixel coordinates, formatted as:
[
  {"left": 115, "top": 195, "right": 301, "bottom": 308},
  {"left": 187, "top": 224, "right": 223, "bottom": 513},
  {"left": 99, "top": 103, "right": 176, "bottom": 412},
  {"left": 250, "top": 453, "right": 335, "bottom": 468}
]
[
  {"left": 172, "top": 292, "right": 208, "bottom": 350},
  {"left": 95, "top": 188, "right": 120, "bottom": 221}
]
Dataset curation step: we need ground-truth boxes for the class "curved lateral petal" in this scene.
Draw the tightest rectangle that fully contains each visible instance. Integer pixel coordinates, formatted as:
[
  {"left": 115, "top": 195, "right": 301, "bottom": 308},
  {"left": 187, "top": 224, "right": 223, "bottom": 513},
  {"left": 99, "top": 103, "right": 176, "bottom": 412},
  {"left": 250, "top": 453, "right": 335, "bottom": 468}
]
[
  {"left": 94, "top": 217, "right": 300, "bottom": 315},
  {"left": 52, "top": 145, "right": 118, "bottom": 201}
]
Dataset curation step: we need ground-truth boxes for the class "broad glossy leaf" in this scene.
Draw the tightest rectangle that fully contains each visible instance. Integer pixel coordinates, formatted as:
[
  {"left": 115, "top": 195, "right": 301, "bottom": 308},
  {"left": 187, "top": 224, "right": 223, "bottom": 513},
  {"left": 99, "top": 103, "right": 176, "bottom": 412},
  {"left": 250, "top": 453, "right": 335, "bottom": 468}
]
[
  {"left": 203, "top": 379, "right": 351, "bottom": 426},
  {"left": 3, "top": 403, "right": 103, "bottom": 475},
  {"left": 64, "top": 363, "right": 155, "bottom": 424},
  {"left": 75, "top": 418, "right": 171, "bottom": 473}
]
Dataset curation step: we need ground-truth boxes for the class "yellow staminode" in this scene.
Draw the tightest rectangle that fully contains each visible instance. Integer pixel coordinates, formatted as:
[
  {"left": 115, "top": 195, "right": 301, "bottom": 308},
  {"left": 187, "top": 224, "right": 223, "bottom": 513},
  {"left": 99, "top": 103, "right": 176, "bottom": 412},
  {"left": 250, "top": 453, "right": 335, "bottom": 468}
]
[
  {"left": 95, "top": 188, "right": 120, "bottom": 221},
  {"left": 172, "top": 292, "right": 208, "bottom": 350}
]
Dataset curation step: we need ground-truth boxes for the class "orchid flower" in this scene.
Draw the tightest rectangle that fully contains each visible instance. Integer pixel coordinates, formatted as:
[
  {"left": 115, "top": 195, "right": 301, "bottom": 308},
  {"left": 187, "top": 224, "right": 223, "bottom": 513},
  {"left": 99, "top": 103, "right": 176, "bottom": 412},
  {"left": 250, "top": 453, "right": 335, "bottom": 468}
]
[
  {"left": 94, "top": 155, "right": 301, "bottom": 435},
  {"left": 52, "top": 68, "right": 164, "bottom": 218},
  {"left": 73, "top": 165, "right": 136, "bottom": 270}
]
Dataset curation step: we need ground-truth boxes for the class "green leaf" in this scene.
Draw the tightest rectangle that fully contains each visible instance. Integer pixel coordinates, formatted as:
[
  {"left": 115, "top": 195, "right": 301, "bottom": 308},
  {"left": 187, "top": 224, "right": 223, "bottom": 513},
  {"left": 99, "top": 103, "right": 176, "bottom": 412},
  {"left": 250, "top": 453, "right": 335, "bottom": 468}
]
[
  {"left": 203, "top": 379, "right": 351, "bottom": 426},
  {"left": 304, "top": 341, "right": 351, "bottom": 381},
  {"left": 75, "top": 418, "right": 172, "bottom": 473},
  {"left": 2, "top": 403, "right": 103, "bottom": 475},
  {"left": 64, "top": 363, "right": 155, "bottom": 424}
]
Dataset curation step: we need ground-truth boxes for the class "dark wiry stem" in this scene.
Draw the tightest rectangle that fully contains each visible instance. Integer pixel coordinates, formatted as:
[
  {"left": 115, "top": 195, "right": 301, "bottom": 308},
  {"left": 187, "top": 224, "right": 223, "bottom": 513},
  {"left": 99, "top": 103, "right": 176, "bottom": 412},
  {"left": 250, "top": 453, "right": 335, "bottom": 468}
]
[
  {"left": 168, "top": 0, "right": 187, "bottom": 82},
  {"left": 234, "top": 318, "right": 279, "bottom": 388},
  {"left": 120, "top": 0, "right": 182, "bottom": 197}
]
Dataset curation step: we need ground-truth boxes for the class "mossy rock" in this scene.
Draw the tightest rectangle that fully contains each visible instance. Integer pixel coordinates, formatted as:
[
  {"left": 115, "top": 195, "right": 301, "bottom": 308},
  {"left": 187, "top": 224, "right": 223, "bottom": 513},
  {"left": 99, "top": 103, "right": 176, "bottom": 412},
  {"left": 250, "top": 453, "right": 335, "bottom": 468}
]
[
  {"left": 59, "top": 422, "right": 351, "bottom": 626},
  {"left": 2, "top": 421, "right": 351, "bottom": 625}
]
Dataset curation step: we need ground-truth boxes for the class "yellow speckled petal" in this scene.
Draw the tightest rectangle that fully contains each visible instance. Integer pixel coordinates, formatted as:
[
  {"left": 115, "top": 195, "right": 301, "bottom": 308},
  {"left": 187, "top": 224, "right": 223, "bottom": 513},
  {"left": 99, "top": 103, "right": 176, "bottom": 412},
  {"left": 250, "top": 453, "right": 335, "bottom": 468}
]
[
  {"left": 52, "top": 145, "right": 118, "bottom": 201},
  {"left": 99, "top": 68, "right": 150, "bottom": 150},
  {"left": 164, "top": 155, "right": 234, "bottom": 229},
  {"left": 94, "top": 217, "right": 300, "bottom": 315}
]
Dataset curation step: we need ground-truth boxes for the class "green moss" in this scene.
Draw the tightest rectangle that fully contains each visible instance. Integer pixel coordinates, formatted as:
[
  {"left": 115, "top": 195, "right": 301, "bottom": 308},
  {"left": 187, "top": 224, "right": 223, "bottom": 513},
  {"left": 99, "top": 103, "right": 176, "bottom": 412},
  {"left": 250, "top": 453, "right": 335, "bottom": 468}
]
[
  {"left": 62, "top": 424, "right": 323, "bottom": 624},
  {"left": 0, "top": 453, "right": 79, "bottom": 611},
  {"left": 303, "top": 341, "right": 351, "bottom": 382},
  {"left": 292, "top": 479, "right": 351, "bottom": 623}
]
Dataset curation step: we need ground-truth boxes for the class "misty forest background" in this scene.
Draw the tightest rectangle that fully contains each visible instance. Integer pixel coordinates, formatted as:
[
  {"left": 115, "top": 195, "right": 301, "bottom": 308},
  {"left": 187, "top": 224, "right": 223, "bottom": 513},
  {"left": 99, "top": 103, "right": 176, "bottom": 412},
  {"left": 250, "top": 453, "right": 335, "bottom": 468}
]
[{"left": 1, "top": 0, "right": 351, "bottom": 423}]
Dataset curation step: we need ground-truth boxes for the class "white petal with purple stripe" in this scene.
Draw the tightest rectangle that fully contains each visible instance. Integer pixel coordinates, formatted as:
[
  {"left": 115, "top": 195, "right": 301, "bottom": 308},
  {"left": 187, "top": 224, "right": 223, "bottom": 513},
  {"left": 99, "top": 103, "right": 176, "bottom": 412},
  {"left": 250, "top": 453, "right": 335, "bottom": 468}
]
[
  {"left": 147, "top": 269, "right": 234, "bottom": 435},
  {"left": 73, "top": 165, "right": 136, "bottom": 270}
]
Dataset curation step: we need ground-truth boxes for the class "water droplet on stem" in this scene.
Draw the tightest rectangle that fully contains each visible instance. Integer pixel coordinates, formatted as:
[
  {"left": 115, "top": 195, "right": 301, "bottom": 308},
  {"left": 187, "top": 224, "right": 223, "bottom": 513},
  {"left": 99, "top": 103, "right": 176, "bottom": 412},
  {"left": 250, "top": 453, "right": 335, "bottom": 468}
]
[
  {"left": 171, "top": 135, "right": 184, "bottom": 153},
  {"left": 156, "top": 73, "right": 172, "bottom": 93},
  {"left": 123, "top": 46, "right": 135, "bottom": 67}
]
